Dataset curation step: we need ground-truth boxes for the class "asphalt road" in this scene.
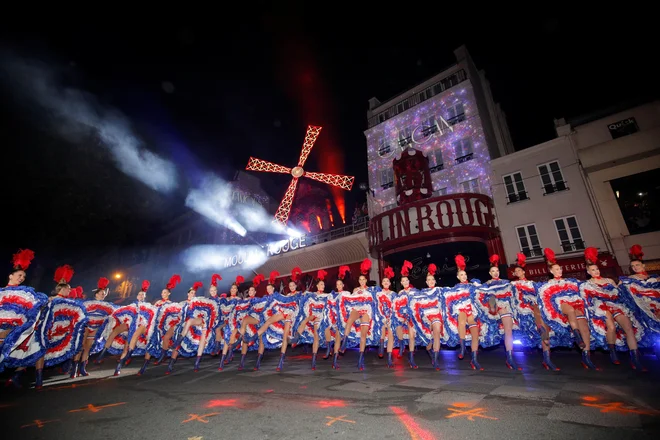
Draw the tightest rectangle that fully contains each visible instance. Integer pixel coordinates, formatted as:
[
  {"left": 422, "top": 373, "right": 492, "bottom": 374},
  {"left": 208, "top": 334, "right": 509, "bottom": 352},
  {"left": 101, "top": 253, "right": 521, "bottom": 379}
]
[{"left": 2, "top": 347, "right": 659, "bottom": 440}]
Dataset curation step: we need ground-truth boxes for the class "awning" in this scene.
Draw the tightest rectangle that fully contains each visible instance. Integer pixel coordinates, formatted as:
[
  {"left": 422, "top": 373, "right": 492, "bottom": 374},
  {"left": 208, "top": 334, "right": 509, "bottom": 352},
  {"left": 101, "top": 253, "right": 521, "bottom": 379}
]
[{"left": 255, "top": 232, "right": 370, "bottom": 277}]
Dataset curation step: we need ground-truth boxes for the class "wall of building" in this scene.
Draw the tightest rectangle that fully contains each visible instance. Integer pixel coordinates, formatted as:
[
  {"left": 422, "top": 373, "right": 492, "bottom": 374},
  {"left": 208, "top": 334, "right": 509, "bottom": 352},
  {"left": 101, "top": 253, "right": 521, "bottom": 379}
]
[
  {"left": 490, "top": 136, "right": 609, "bottom": 266},
  {"left": 560, "top": 101, "right": 660, "bottom": 270}
]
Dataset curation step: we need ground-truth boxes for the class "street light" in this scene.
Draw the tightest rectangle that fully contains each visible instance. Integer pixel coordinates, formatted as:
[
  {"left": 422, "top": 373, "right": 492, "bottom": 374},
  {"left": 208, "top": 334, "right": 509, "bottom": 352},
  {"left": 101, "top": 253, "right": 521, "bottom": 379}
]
[{"left": 114, "top": 273, "right": 122, "bottom": 280}]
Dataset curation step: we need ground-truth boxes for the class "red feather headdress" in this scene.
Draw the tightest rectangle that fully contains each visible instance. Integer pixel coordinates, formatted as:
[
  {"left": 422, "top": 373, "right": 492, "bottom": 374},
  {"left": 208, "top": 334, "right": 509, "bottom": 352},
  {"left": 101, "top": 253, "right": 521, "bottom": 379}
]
[
  {"left": 291, "top": 267, "right": 302, "bottom": 282},
  {"left": 12, "top": 249, "right": 35, "bottom": 271},
  {"left": 489, "top": 254, "right": 500, "bottom": 267},
  {"left": 629, "top": 244, "right": 644, "bottom": 261},
  {"left": 235, "top": 275, "right": 245, "bottom": 285},
  {"left": 454, "top": 255, "right": 466, "bottom": 272},
  {"left": 211, "top": 274, "right": 222, "bottom": 287},
  {"left": 97, "top": 277, "right": 110, "bottom": 290},
  {"left": 401, "top": 260, "right": 413, "bottom": 277},
  {"left": 383, "top": 267, "right": 395, "bottom": 280},
  {"left": 253, "top": 274, "right": 265, "bottom": 287},
  {"left": 360, "top": 258, "right": 372, "bottom": 276},
  {"left": 544, "top": 248, "right": 557, "bottom": 266},
  {"left": 338, "top": 265, "right": 350, "bottom": 280},
  {"left": 166, "top": 274, "right": 181, "bottom": 290},
  {"left": 317, "top": 269, "right": 327, "bottom": 281},
  {"left": 584, "top": 247, "right": 599, "bottom": 266},
  {"left": 268, "top": 271, "right": 280, "bottom": 285},
  {"left": 192, "top": 281, "right": 203, "bottom": 291},
  {"left": 515, "top": 252, "right": 526, "bottom": 268},
  {"left": 54, "top": 265, "right": 74, "bottom": 284},
  {"left": 427, "top": 263, "right": 437, "bottom": 277},
  {"left": 71, "top": 286, "right": 84, "bottom": 299},
  {"left": 141, "top": 280, "right": 151, "bottom": 292}
]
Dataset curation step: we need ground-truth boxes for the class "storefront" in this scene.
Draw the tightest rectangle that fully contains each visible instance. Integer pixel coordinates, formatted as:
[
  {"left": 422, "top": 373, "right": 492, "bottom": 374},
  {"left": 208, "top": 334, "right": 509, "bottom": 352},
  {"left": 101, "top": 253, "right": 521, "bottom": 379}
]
[{"left": 505, "top": 252, "right": 620, "bottom": 282}]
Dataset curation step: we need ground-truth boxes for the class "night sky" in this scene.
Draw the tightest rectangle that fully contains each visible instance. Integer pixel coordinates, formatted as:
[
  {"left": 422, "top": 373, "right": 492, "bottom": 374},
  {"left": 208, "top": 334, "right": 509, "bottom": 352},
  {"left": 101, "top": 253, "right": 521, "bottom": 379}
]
[{"left": 1, "top": 9, "right": 656, "bottom": 271}]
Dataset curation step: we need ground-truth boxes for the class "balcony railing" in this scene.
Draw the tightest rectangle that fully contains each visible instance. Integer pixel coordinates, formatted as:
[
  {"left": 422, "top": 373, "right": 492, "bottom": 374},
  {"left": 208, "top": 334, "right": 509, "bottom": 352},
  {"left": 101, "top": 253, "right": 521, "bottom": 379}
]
[
  {"left": 522, "top": 247, "right": 543, "bottom": 258},
  {"left": 561, "top": 240, "right": 585, "bottom": 252},
  {"left": 369, "top": 193, "right": 498, "bottom": 252},
  {"left": 304, "top": 217, "right": 369, "bottom": 246},
  {"left": 506, "top": 191, "right": 529, "bottom": 204},
  {"left": 455, "top": 152, "right": 474, "bottom": 164},
  {"left": 542, "top": 181, "right": 569, "bottom": 195}
]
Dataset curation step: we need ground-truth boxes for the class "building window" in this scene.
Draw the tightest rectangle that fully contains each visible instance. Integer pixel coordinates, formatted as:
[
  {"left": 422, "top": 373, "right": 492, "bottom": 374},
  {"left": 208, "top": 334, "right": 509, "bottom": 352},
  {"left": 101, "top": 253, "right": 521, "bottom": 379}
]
[
  {"left": 554, "top": 215, "right": 585, "bottom": 252},
  {"left": 503, "top": 172, "right": 528, "bottom": 203},
  {"left": 446, "top": 102, "right": 465, "bottom": 125},
  {"left": 377, "top": 139, "right": 391, "bottom": 157},
  {"left": 460, "top": 178, "right": 479, "bottom": 193},
  {"left": 397, "top": 126, "right": 412, "bottom": 147},
  {"left": 610, "top": 168, "right": 660, "bottom": 235},
  {"left": 538, "top": 161, "right": 568, "bottom": 194},
  {"left": 454, "top": 138, "right": 473, "bottom": 163},
  {"left": 380, "top": 168, "right": 394, "bottom": 188},
  {"left": 430, "top": 149, "right": 444, "bottom": 173},
  {"left": 422, "top": 116, "right": 438, "bottom": 137},
  {"left": 516, "top": 224, "right": 542, "bottom": 257},
  {"left": 433, "top": 187, "right": 448, "bottom": 197}
]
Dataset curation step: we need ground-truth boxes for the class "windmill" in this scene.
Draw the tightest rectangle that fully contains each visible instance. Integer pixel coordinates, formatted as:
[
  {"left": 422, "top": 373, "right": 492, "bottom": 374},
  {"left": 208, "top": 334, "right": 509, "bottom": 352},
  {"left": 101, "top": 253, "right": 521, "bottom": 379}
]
[{"left": 245, "top": 125, "right": 354, "bottom": 227}]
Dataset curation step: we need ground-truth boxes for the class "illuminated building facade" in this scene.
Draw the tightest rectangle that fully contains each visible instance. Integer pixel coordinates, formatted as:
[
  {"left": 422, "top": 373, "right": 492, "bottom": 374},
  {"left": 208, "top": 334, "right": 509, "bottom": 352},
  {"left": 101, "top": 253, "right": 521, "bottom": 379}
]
[{"left": 365, "top": 46, "right": 514, "bottom": 287}]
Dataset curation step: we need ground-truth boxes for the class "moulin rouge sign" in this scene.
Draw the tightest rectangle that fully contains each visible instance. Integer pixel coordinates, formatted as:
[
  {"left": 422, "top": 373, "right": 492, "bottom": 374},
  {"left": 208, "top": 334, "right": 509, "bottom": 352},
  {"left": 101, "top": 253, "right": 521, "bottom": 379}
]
[{"left": 223, "top": 236, "right": 307, "bottom": 268}]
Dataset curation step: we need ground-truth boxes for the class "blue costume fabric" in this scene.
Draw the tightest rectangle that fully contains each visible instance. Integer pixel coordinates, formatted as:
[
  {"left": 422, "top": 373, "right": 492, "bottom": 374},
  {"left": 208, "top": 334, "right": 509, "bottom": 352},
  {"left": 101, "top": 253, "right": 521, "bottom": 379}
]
[
  {"left": 130, "top": 302, "right": 157, "bottom": 357},
  {"left": 510, "top": 280, "right": 543, "bottom": 348},
  {"left": 146, "top": 301, "right": 183, "bottom": 357},
  {"left": 318, "top": 291, "right": 341, "bottom": 345},
  {"left": 408, "top": 287, "right": 445, "bottom": 346},
  {"left": 374, "top": 289, "right": 395, "bottom": 344},
  {"left": 83, "top": 300, "right": 116, "bottom": 354},
  {"left": 337, "top": 287, "right": 380, "bottom": 347},
  {"left": 472, "top": 281, "right": 515, "bottom": 348},
  {"left": 618, "top": 277, "right": 660, "bottom": 335},
  {"left": 41, "top": 297, "right": 89, "bottom": 367},
  {"left": 262, "top": 292, "right": 300, "bottom": 350},
  {"left": 175, "top": 297, "right": 220, "bottom": 357},
  {"left": 392, "top": 288, "right": 418, "bottom": 346},
  {"left": 442, "top": 283, "right": 478, "bottom": 347},
  {"left": 294, "top": 292, "right": 329, "bottom": 345},
  {"left": 536, "top": 278, "right": 584, "bottom": 348},
  {"left": 217, "top": 296, "right": 239, "bottom": 345},
  {"left": 0, "top": 286, "right": 49, "bottom": 371},
  {"left": 101, "top": 303, "right": 139, "bottom": 355}
]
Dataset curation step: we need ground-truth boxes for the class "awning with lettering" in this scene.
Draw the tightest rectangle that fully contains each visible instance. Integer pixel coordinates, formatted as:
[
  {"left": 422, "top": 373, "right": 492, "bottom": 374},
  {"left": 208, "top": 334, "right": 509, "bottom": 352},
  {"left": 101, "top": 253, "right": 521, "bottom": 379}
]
[
  {"left": 506, "top": 253, "right": 620, "bottom": 281},
  {"left": 255, "top": 232, "right": 370, "bottom": 277}
]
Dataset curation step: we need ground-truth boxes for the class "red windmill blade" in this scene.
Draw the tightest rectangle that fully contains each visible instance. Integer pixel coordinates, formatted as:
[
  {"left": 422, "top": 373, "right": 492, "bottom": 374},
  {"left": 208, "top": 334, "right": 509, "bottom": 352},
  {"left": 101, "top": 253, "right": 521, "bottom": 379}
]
[{"left": 246, "top": 125, "right": 355, "bottom": 226}]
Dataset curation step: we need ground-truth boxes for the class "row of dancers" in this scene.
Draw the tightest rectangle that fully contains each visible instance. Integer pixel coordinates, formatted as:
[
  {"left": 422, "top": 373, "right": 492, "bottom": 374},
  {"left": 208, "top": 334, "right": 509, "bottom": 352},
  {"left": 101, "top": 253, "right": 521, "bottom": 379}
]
[{"left": 1, "top": 245, "right": 658, "bottom": 389}]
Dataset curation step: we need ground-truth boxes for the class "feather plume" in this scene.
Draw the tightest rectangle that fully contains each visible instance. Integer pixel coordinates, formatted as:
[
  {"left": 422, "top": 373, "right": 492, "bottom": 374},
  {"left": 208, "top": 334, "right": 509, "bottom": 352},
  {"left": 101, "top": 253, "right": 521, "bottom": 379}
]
[
  {"left": 71, "top": 286, "right": 84, "bottom": 299},
  {"left": 54, "top": 264, "right": 74, "bottom": 284},
  {"left": 543, "top": 248, "right": 557, "bottom": 265},
  {"left": 268, "top": 271, "right": 280, "bottom": 285},
  {"left": 401, "top": 260, "right": 413, "bottom": 277},
  {"left": 338, "top": 265, "right": 350, "bottom": 280},
  {"left": 192, "top": 281, "right": 203, "bottom": 291},
  {"left": 253, "top": 274, "right": 265, "bottom": 287},
  {"left": 141, "top": 280, "right": 151, "bottom": 292},
  {"left": 515, "top": 252, "right": 526, "bottom": 268},
  {"left": 12, "top": 249, "right": 35, "bottom": 271},
  {"left": 97, "top": 277, "right": 109, "bottom": 290},
  {"left": 427, "top": 263, "right": 437, "bottom": 276},
  {"left": 360, "top": 258, "right": 372, "bottom": 275},
  {"left": 317, "top": 269, "right": 327, "bottom": 281},
  {"left": 383, "top": 267, "right": 395, "bottom": 279},
  {"left": 291, "top": 267, "right": 302, "bottom": 282},
  {"left": 454, "top": 255, "right": 466, "bottom": 272},
  {"left": 166, "top": 274, "right": 181, "bottom": 290},
  {"left": 489, "top": 254, "right": 500, "bottom": 267},
  {"left": 584, "top": 247, "right": 599, "bottom": 266},
  {"left": 235, "top": 275, "right": 245, "bottom": 285},
  {"left": 629, "top": 244, "right": 644, "bottom": 261},
  {"left": 211, "top": 274, "right": 222, "bottom": 287}
]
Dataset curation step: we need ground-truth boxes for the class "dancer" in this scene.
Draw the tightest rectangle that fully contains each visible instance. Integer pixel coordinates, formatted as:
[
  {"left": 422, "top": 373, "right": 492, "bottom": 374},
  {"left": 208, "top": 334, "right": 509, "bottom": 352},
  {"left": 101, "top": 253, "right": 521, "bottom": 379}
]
[
  {"left": 338, "top": 259, "right": 376, "bottom": 371},
  {"left": 325, "top": 271, "right": 349, "bottom": 369},
  {"left": 165, "top": 281, "right": 209, "bottom": 374},
  {"left": 409, "top": 264, "right": 444, "bottom": 370},
  {"left": 241, "top": 271, "right": 278, "bottom": 370},
  {"left": 581, "top": 247, "right": 646, "bottom": 370},
  {"left": 234, "top": 277, "right": 262, "bottom": 371},
  {"left": 114, "top": 281, "right": 156, "bottom": 376},
  {"left": 481, "top": 254, "right": 520, "bottom": 370},
  {"left": 394, "top": 261, "right": 419, "bottom": 369},
  {"left": 154, "top": 286, "right": 173, "bottom": 307},
  {"left": 444, "top": 255, "right": 482, "bottom": 370},
  {"left": 216, "top": 279, "right": 240, "bottom": 369},
  {"left": 538, "top": 248, "right": 597, "bottom": 370},
  {"left": 511, "top": 253, "right": 559, "bottom": 371},
  {"left": 376, "top": 267, "right": 396, "bottom": 367},
  {"left": 73, "top": 277, "right": 114, "bottom": 378},
  {"left": 208, "top": 274, "right": 224, "bottom": 355},
  {"left": 290, "top": 270, "right": 328, "bottom": 370}
]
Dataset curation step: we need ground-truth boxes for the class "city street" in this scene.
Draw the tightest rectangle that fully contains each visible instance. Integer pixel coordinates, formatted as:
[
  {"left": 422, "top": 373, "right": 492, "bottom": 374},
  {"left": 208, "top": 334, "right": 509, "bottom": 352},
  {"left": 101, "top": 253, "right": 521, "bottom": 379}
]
[{"left": 2, "top": 347, "right": 659, "bottom": 439}]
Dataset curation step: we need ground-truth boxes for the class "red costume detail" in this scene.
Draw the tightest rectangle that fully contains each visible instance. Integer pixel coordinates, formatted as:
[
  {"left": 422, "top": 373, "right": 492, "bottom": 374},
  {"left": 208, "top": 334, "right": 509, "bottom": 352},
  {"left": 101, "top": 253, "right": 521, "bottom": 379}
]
[
  {"left": 142, "top": 280, "right": 150, "bottom": 292},
  {"left": 97, "top": 277, "right": 110, "bottom": 290},
  {"left": 383, "top": 267, "right": 395, "bottom": 280},
  {"left": 166, "top": 274, "right": 181, "bottom": 290},
  {"left": 268, "top": 271, "right": 280, "bottom": 285},
  {"left": 316, "top": 270, "right": 327, "bottom": 281},
  {"left": 252, "top": 274, "right": 265, "bottom": 287},
  {"left": 54, "top": 265, "right": 74, "bottom": 284},
  {"left": 12, "top": 249, "right": 35, "bottom": 271},
  {"left": 338, "top": 266, "right": 350, "bottom": 280},
  {"left": 360, "top": 259, "right": 372, "bottom": 275},
  {"left": 291, "top": 267, "right": 302, "bottom": 282},
  {"left": 192, "top": 281, "right": 203, "bottom": 291},
  {"left": 211, "top": 274, "right": 222, "bottom": 287},
  {"left": 427, "top": 264, "right": 437, "bottom": 276},
  {"left": 455, "top": 255, "right": 466, "bottom": 272}
]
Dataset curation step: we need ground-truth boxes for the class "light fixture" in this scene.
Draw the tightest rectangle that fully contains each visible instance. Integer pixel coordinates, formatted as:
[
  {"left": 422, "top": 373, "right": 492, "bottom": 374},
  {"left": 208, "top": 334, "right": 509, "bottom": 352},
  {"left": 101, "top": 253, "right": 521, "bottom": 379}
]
[
  {"left": 114, "top": 273, "right": 122, "bottom": 280},
  {"left": 426, "top": 252, "right": 431, "bottom": 258}
]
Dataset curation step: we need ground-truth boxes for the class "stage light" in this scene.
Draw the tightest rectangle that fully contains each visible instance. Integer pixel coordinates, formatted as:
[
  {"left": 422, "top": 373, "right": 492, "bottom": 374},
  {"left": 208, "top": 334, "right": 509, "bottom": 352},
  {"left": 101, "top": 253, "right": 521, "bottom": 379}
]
[{"left": 114, "top": 273, "right": 122, "bottom": 280}]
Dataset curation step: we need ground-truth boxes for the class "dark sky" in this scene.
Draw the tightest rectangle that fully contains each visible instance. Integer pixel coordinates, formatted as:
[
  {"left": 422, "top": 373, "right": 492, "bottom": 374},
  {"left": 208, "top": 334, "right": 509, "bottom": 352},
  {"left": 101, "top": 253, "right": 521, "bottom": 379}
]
[{"left": 1, "top": 9, "right": 656, "bottom": 271}]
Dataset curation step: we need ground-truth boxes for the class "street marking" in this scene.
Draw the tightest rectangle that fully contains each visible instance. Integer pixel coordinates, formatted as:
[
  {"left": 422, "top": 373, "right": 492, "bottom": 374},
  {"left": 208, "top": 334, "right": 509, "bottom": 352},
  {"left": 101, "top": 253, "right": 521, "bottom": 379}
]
[
  {"left": 446, "top": 406, "right": 498, "bottom": 421},
  {"left": 69, "top": 402, "right": 126, "bottom": 413},
  {"left": 181, "top": 413, "right": 221, "bottom": 424},
  {"left": 20, "top": 419, "right": 59, "bottom": 429},
  {"left": 582, "top": 401, "right": 658, "bottom": 416},
  {"left": 390, "top": 406, "right": 437, "bottom": 440},
  {"left": 325, "top": 415, "right": 355, "bottom": 426}
]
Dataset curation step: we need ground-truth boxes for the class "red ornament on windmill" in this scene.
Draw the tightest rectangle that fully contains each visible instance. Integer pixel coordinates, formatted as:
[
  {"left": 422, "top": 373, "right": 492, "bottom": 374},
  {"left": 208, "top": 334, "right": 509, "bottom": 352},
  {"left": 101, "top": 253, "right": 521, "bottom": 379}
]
[{"left": 245, "top": 125, "right": 355, "bottom": 226}]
